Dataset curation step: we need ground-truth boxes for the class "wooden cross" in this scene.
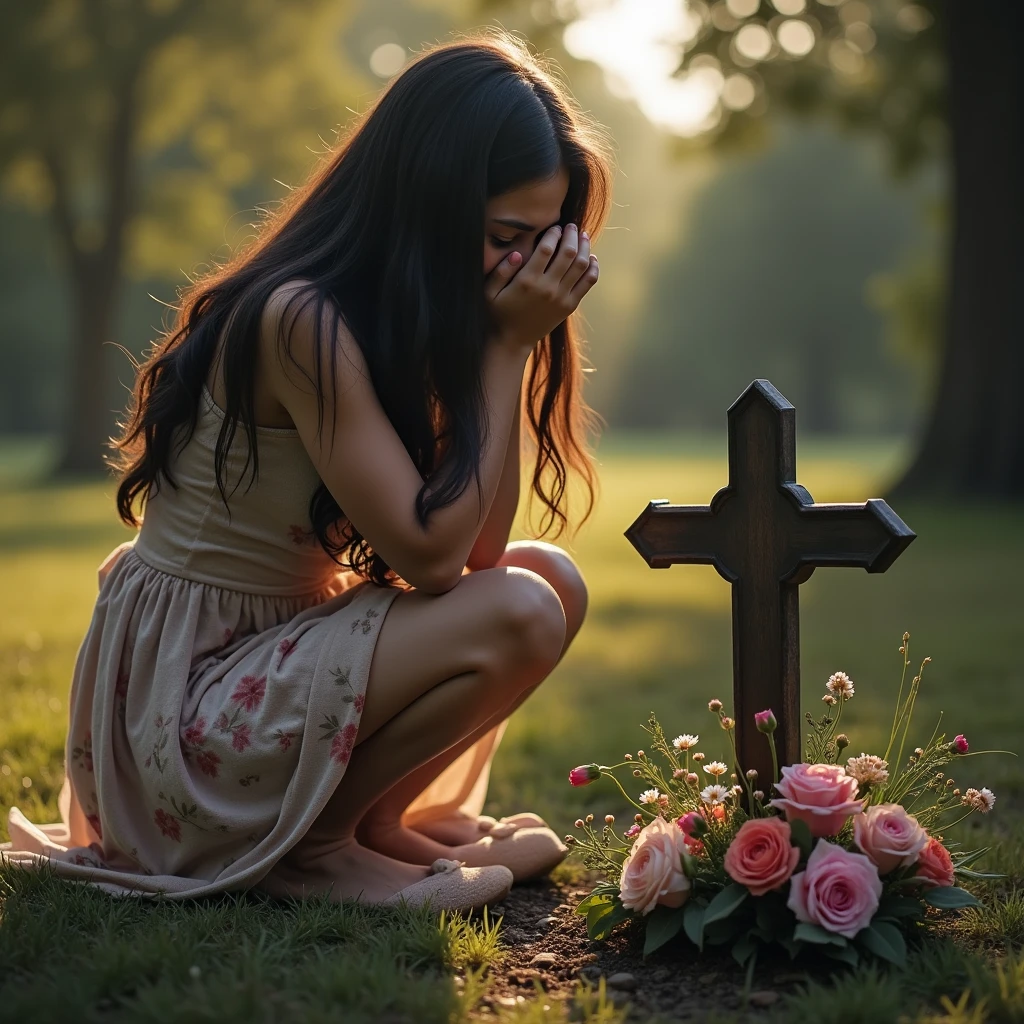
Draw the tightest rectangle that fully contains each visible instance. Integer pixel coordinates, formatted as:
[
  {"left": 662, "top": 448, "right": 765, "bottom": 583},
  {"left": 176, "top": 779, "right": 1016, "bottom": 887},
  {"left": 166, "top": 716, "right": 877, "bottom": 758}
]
[{"left": 625, "top": 380, "right": 915, "bottom": 787}]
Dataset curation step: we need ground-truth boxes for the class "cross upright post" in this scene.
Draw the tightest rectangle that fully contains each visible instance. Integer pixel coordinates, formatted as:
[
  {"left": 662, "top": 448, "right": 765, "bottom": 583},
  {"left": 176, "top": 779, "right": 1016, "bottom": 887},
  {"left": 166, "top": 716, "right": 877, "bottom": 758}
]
[{"left": 625, "top": 380, "right": 915, "bottom": 788}]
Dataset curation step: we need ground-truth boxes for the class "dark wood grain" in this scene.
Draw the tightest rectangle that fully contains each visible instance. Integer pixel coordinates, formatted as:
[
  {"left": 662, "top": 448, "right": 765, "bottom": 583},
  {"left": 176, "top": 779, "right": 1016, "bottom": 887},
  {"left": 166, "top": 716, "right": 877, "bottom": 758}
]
[{"left": 625, "top": 380, "right": 916, "bottom": 789}]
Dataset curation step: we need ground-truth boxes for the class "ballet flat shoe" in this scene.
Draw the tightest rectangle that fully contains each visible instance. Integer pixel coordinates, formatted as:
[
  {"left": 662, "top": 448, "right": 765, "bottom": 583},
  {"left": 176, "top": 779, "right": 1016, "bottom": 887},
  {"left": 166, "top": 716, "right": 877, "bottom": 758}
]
[
  {"left": 382, "top": 858, "right": 513, "bottom": 911},
  {"left": 447, "top": 826, "right": 568, "bottom": 883},
  {"left": 412, "top": 811, "right": 550, "bottom": 843}
]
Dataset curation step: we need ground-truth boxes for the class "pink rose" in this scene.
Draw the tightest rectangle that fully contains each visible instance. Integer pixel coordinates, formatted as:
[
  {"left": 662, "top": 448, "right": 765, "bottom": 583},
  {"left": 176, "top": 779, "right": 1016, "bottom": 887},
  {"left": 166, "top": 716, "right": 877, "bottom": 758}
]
[
  {"left": 770, "top": 763, "right": 863, "bottom": 837},
  {"left": 853, "top": 803, "right": 928, "bottom": 875},
  {"left": 724, "top": 818, "right": 800, "bottom": 896},
  {"left": 619, "top": 816, "right": 691, "bottom": 916},
  {"left": 915, "top": 836, "right": 955, "bottom": 887},
  {"left": 787, "top": 840, "right": 882, "bottom": 938}
]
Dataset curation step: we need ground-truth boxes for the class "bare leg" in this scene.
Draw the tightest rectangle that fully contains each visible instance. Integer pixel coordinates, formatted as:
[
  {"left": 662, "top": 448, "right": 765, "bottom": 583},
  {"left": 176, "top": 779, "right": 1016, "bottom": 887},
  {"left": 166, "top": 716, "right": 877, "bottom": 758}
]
[
  {"left": 365, "top": 542, "right": 589, "bottom": 853},
  {"left": 278, "top": 566, "right": 566, "bottom": 900}
]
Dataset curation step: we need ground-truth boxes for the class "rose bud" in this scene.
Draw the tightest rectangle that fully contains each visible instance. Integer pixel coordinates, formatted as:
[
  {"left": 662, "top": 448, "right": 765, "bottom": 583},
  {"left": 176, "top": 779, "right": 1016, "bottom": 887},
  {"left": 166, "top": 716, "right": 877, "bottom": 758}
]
[
  {"left": 568, "top": 764, "right": 601, "bottom": 787},
  {"left": 754, "top": 709, "right": 777, "bottom": 733},
  {"left": 953, "top": 734, "right": 969, "bottom": 754},
  {"left": 676, "top": 811, "right": 709, "bottom": 839}
]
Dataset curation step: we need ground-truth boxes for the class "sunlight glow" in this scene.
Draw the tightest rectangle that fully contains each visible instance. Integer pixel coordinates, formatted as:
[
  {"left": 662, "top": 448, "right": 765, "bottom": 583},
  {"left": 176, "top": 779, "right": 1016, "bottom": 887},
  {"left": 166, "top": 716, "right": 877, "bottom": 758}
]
[
  {"left": 562, "top": 0, "right": 722, "bottom": 136},
  {"left": 777, "top": 19, "right": 815, "bottom": 57}
]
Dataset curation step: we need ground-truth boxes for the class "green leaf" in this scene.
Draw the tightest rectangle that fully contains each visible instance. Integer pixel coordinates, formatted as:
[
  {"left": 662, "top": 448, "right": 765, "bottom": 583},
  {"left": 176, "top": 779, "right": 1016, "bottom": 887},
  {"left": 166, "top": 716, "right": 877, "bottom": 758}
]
[
  {"left": 587, "top": 900, "right": 631, "bottom": 941},
  {"left": 683, "top": 901, "right": 706, "bottom": 950},
  {"left": 824, "top": 943, "right": 860, "bottom": 968},
  {"left": 858, "top": 921, "right": 907, "bottom": 966},
  {"left": 643, "top": 906, "right": 686, "bottom": 957},
  {"left": 754, "top": 892, "right": 790, "bottom": 939},
  {"left": 731, "top": 934, "right": 758, "bottom": 967},
  {"left": 705, "top": 917, "right": 740, "bottom": 946},
  {"left": 703, "top": 883, "right": 748, "bottom": 927},
  {"left": 875, "top": 894, "right": 926, "bottom": 921},
  {"left": 794, "top": 922, "right": 847, "bottom": 946},
  {"left": 788, "top": 818, "right": 813, "bottom": 859},
  {"left": 954, "top": 868, "right": 1005, "bottom": 881},
  {"left": 923, "top": 886, "right": 982, "bottom": 910},
  {"left": 575, "top": 892, "right": 614, "bottom": 917}
]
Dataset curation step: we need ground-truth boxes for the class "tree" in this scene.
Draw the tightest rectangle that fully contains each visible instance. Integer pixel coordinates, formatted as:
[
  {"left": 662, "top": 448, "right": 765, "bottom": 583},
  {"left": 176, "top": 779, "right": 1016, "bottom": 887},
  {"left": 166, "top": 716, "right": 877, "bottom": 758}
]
[
  {"left": 0, "top": 0, "right": 364, "bottom": 474},
  {"left": 525, "top": 0, "right": 1022, "bottom": 497}
]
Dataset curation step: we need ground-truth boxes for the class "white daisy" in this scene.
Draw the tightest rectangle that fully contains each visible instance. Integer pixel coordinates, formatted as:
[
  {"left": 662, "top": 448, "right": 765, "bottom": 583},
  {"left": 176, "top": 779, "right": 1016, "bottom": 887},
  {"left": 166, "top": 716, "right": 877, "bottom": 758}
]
[
  {"left": 962, "top": 787, "right": 995, "bottom": 813},
  {"left": 672, "top": 734, "right": 699, "bottom": 751},
  {"left": 639, "top": 788, "right": 661, "bottom": 805},
  {"left": 700, "top": 784, "right": 730, "bottom": 806},
  {"left": 703, "top": 760, "right": 728, "bottom": 777}
]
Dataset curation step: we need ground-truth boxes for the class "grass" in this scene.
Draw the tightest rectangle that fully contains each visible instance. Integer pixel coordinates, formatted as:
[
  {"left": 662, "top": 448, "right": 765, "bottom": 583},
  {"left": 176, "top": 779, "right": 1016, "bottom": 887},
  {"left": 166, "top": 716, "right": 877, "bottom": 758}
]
[{"left": 1, "top": 433, "right": 1022, "bottom": 1021}]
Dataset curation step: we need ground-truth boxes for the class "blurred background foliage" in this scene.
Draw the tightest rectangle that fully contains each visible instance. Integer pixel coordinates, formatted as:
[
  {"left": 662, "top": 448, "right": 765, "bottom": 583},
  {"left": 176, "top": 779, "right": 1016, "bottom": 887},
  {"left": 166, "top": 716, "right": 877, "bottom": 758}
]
[{"left": 2, "top": 0, "right": 987, "bottom": 487}]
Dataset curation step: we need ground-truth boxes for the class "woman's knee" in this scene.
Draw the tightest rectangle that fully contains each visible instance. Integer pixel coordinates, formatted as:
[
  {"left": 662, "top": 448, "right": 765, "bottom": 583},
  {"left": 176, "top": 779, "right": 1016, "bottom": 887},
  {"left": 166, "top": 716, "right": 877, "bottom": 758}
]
[
  {"left": 500, "top": 540, "right": 588, "bottom": 635},
  {"left": 480, "top": 566, "right": 567, "bottom": 674}
]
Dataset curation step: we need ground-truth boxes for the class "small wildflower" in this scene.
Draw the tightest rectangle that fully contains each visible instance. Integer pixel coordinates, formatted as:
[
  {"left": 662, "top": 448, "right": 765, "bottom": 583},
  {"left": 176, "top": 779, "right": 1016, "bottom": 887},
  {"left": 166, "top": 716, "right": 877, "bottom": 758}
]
[
  {"left": 686, "top": 772, "right": 699, "bottom": 785},
  {"left": 826, "top": 672, "right": 855, "bottom": 700},
  {"left": 915, "top": 747, "right": 925, "bottom": 757},
  {"left": 565, "top": 835, "right": 576, "bottom": 845},
  {"left": 846, "top": 753, "right": 889, "bottom": 787},
  {"left": 568, "top": 764, "right": 601, "bottom": 787},
  {"left": 700, "top": 784, "right": 730, "bottom": 806},
  {"left": 585, "top": 814, "right": 594, "bottom": 823},
  {"left": 731, "top": 785, "right": 743, "bottom": 798},
  {"left": 708, "top": 699, "right": 724, "bottom": 713},
  {"left": 754, "top": 789, "right": 764, "bottom": 800},
  {"left": 946, "top": 778, "right": 955, "bottom": 788},
  {"left": 754, "top": 709, "right": 777, "bottom": 733},
  {"left": 720, "top": 716, "right": 735, "bottom": 730},
  {"left": 658, "top": 794, "right": 670, "bottom": 808},
  {"left": 835, "top": 733, "right": 850, "bottom": 751},
  {"left": 639, "top": 788, "right": 661, "bottom": 805},
  {"left": 962, "top": 787, "right": 995, "bottom": 813},
  {"left": 953, "top": 734, "right": 969, "bottom": 755},
  {"left": 605, "top": 814, "right": 615, "bottom": 824},
  {"left": 624, "top": 824, "right": 641, "bottom": 840},
  {"left": 632, "top": 769, "right": 642, "bottom": 777},
  {"left": 822, "top": 694, "right": 838, "bottom": 707},
  {"left": 746, "top": 769, "right": 758, "bottom": 780},
  {"left": 703, "top": 760, "right": 728, "bottom": 777},
  {"left": 691, "top": 752, "right": 706, "bottom": 763},
  {"left": 634, "top": 813, "right": 643, "bottom": 823},
  {"left": 672, "top": 734, "right": 699, "bottom": 751},
  {"left": 673, "top": 768, "right": 687, "bottom": 778},
  {"left": 953, "top": 788, "right": 961, "bottom": 797},
  {"left": 637, "top": 750, "right": 646, "bottom": 759},
  {"left": 574, "top": 819, "right": 585, "bottom": 828},
  {"left": 624, "top": 754, "right": 633, "bottom": 761}
]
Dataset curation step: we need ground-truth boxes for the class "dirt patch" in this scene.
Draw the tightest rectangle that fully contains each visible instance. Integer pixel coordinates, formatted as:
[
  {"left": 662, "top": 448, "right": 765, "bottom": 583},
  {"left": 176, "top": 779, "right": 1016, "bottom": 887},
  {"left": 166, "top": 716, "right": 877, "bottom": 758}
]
[{"left": 480, "top": 878, "right": 813, "bottom": 1020}]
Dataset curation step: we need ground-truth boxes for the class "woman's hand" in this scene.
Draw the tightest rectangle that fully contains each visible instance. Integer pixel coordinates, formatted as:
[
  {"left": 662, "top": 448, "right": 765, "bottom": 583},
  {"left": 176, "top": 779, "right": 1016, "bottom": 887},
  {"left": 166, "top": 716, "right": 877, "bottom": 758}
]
[{"left": 484, "top": 223, "right": 599, "bottom": 349}]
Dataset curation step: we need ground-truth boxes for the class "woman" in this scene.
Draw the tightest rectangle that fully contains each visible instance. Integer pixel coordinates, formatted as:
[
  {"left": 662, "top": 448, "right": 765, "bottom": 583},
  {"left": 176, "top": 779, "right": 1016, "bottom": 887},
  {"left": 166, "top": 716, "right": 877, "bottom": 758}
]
[{"left": 2, "top": 30, "right": 612, "bottom": 912}]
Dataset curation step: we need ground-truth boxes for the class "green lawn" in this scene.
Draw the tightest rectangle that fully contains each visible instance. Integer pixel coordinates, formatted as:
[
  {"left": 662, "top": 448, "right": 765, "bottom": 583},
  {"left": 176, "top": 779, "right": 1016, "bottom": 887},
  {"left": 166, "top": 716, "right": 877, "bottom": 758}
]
[{"left": 1, "top": 435, "right": 1022, "bottom": 1022}]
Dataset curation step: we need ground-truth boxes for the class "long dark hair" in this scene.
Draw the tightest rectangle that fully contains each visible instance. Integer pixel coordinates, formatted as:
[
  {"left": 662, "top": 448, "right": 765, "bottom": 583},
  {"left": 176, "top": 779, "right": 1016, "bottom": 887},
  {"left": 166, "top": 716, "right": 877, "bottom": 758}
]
[{"left": 111, "top": 30, "right": 614, "bottom": 586}]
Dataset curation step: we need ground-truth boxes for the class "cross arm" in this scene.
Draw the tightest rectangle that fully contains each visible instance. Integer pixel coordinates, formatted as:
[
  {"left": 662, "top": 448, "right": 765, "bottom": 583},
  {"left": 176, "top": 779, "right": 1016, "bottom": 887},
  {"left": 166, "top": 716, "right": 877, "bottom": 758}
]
[
  {"left": 625, "top": 496, "right": 736, "bottom": 576},
  {"left": 783, "top": 486, "right": 916, "bottom": 576}
]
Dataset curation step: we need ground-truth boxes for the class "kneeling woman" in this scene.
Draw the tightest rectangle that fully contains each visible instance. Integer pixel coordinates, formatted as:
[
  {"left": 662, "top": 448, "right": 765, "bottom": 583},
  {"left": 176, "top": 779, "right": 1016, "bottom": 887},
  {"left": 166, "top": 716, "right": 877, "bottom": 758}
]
[{"left": 2, "top": 32, "right": 612, "bottom": 912}]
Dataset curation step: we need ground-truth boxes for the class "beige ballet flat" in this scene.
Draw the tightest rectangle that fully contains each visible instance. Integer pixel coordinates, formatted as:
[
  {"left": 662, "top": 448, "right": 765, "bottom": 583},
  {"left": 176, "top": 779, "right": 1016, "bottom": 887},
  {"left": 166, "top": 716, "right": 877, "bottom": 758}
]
[
  {"left": 448, "top": 826, "right": 568, "bottom": 883},
  {"left": 383, "top": 858, "right": 513, "bottom": 911}
]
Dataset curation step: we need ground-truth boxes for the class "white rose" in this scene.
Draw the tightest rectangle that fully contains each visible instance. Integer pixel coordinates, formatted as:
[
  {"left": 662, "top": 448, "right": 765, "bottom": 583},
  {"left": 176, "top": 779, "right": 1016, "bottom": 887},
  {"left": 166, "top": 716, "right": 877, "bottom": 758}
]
[{"left": 618, "top": 816, "right": 691, "bottom": 916}]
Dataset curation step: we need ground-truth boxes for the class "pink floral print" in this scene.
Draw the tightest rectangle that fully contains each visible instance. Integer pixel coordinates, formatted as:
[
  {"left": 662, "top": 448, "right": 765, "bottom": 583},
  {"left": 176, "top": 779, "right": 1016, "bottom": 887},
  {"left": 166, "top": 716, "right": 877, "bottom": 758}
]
[
  {"left": 154, "top": 808, "right": 182, "bottom": 842},
  {"left": 275, "top": 729, "right": 297, "bottom": 752},
  {"left": 86, "top": 813, "right": 103, "bottom": 840},
  {"left": 277, "top": 636, "right": 298, "bottom": 661},
  {"left": 71, "top": 732, "right": 94, "bottom": 773},
  {"left": 196, "top": 750, "right": 222, "bottom": 777},
  {"left": 231, "top": 674, "right": 267, "bottom": 712},
  {"left": 320, "top": 714, "right": 359, "bottom": 765}
]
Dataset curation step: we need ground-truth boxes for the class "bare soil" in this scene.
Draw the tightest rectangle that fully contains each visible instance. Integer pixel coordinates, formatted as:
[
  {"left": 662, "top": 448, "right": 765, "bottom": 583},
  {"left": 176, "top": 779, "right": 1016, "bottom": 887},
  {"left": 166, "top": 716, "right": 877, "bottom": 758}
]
[{"left": 480, "top": 878, "right": 814, "bottom": 1021}]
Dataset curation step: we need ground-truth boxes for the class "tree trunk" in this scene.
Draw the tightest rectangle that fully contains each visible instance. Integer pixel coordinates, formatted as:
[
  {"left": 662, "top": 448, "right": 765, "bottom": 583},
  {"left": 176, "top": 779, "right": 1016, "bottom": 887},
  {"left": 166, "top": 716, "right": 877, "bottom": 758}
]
[
  {"left": 51, "top": 73, "right": 139, "bottom": 477},
  {"left": 892, "top": 3, "right": 1024, "bottom": 498}
]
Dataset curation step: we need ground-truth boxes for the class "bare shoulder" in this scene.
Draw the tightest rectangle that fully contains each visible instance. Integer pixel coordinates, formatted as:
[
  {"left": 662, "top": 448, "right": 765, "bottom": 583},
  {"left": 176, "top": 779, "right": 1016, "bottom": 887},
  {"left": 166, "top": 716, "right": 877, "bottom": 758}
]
[{"left": 260, "top": 278, "right": 367, "bottom": 400}]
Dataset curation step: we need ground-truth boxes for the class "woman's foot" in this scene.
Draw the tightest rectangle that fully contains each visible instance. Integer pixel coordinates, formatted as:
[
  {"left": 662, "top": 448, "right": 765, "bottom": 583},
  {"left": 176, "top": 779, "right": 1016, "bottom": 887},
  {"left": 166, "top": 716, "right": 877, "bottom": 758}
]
[
  {"left": 360, "top": 816, "right": 567, "bottom": 883},
  {"left": 410, "top": 811, "right": 549, "bottom": 846},
  {"left": 263, "top": 836, "right": 432, "bottom": 902}
]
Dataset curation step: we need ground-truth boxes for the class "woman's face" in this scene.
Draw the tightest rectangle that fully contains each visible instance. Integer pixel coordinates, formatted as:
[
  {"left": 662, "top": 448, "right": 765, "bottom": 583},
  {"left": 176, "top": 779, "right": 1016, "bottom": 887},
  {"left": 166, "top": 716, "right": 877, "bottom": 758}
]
[{"left": 483, "top": 166, "right": 570, "bottom": 276}]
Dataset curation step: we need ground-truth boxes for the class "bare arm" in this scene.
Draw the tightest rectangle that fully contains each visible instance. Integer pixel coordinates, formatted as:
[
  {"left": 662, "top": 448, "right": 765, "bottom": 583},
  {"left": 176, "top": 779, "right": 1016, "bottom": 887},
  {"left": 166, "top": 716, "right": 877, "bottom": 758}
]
[{"left": 466, "top": 377, "right": 522, "bottom": 571}]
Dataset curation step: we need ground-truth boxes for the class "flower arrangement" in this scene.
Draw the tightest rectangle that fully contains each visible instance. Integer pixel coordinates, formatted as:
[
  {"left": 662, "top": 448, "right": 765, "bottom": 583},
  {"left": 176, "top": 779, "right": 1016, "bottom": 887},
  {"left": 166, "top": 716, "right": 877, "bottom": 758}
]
[{"left": 565, "top": 635, "right": 1009, "bottom": 974}]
